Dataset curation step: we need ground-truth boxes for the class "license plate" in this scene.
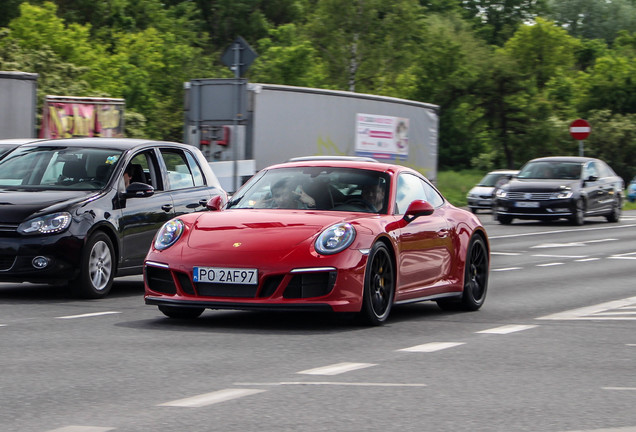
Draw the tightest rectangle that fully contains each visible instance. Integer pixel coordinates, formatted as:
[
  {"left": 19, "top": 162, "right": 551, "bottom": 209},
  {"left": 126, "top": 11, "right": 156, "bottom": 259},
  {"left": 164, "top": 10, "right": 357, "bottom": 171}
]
[
  {"left": 193, "top": 267, "right": 258, "bottom": 284},
  {"left": 515, "top": 201, "right": 539, "bottom": 208},
  {"left": 478, "top": 200, "right": 491, "bottom": 206}
]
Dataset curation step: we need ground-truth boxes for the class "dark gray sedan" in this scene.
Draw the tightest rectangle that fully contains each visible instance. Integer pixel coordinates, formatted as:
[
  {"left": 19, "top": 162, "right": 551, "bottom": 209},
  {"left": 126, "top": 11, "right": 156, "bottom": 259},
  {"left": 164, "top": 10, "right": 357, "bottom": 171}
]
[{"left": 494, "top": 156, "right": 624, "bottom": 225}]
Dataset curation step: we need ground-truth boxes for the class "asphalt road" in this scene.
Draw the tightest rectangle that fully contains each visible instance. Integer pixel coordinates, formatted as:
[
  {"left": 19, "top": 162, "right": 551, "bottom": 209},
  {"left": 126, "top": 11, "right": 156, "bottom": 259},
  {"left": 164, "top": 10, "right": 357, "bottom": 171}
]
[{"left": 1, "top": 211, "right": 635, "bottom": 432}]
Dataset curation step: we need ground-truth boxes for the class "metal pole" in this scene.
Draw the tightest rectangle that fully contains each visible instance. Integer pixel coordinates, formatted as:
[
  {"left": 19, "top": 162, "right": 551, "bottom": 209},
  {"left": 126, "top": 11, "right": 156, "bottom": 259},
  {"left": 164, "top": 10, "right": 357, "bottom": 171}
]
[
  {"left": 579, "top": 140, "right": 584, "bottom": 157},
  {"left": 232, "top": 42, "right": 241, "bottom": 193}
]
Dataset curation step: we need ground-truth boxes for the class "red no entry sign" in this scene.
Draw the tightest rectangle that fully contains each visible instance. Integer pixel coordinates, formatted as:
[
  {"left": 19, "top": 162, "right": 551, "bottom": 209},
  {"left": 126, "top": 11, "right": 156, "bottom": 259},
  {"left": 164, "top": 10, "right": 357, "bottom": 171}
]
[{"left": 570, "top": 118, "right": 590, "bottom": 140}]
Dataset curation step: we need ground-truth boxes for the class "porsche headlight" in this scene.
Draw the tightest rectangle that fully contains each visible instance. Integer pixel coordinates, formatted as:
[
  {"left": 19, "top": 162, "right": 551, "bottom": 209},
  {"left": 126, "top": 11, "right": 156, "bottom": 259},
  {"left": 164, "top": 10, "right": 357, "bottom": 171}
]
[
  {"left": 154, "top": 219, "right": 184, "bottom": 250},
  {"left": 18, "top": 212, "right": 71, "bottom": 235},
  {"left": 315, "top": 223, "right": 356, "bottom": 255}
]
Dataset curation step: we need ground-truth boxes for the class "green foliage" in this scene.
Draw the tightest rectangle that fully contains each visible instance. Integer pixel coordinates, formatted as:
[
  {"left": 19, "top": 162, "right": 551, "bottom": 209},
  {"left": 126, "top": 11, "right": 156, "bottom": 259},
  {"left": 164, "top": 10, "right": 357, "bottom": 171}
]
[{"left": 436, "top": 169, "right": 484, "bottom": 207}]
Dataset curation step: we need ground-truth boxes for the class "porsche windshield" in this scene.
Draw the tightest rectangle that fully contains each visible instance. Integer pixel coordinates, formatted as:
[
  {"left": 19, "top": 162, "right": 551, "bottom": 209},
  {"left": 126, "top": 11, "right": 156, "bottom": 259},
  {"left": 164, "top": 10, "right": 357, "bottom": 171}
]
[
  {"left": 229, "top": 167, "right": 390, "bottom": 213},
  {"left": 0, "top": 146, "right": 123, "bottom": 190}
]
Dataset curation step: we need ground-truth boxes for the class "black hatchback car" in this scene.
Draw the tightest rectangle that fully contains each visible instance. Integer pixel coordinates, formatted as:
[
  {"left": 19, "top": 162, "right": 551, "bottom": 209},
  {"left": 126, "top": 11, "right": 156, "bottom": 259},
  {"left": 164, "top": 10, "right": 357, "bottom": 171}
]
[
  {"left": 494, "top": 156, "right": 624, "bottom": 225},
  {"left": 0, "top": 138, "right": 226, "bottom": 298}
]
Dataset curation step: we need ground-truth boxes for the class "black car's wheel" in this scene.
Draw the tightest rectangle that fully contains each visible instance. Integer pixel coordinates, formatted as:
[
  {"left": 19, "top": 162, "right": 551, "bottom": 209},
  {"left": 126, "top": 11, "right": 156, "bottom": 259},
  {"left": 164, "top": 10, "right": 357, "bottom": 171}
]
[
  {"left": 158, "top": 305, "right": 205, "bottom": 319},
  {"left": 569, "top": 199, "right": 585, "bottom": 226},
  {"left": 358, "top": 242, "right": 395, "bottom": 325},
  {"left": 495, "top": 213, "right": 513, "bottom": 225},
  {"left": 606, "top": 197, "right": 621, "bottom": 223},
  {"left": 70, "top": 232, "right": 115, "bottom": 299},
  {"left": 437, "top": 236, "right": 488, "bottom": 311}
]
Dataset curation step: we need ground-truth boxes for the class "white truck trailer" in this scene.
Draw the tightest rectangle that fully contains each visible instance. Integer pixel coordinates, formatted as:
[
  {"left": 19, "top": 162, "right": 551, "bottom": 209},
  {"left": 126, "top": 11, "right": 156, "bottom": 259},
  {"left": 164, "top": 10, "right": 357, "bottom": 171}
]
[
  {"left": 184, "top": 79, "right": 439, "bottom": 192},
  {"left": 0, "top": 71, "right": 38, "bottom": 139}
]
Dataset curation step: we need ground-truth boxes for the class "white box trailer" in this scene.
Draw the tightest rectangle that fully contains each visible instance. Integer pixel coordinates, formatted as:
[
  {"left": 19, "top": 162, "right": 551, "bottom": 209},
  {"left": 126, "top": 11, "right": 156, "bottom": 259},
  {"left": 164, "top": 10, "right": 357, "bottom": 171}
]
[
  {"left": 0, "top": 71, "right": 38, "bottom": 139},
  {"left": 184, "top": 79, "right": 439, "bottom": 192}
]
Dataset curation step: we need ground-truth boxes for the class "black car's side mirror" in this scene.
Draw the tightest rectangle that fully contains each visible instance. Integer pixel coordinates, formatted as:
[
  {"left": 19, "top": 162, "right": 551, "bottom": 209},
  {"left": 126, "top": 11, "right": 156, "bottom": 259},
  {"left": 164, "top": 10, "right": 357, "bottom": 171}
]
[
  {"left": 584, "top": 175, "right": 599, "bottom": 183},
  {"left": 123, "top": 182, "right": 154, "bottom": 198},
  {"left": 404, "top": 200, "right": 435, "bottom": 223}
]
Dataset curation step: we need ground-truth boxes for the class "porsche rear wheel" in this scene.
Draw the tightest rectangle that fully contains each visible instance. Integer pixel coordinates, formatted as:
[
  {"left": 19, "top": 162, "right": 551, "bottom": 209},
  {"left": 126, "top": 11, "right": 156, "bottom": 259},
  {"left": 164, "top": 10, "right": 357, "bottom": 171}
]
[
  {"left": 358, "top": 242, "right": 395, "bottom": 325},
  {"left": 437, "top": 236, "right": 488, "bottom": 311},
  {"left": 158, "top": 305, "right": 205, "bottom": 319}
]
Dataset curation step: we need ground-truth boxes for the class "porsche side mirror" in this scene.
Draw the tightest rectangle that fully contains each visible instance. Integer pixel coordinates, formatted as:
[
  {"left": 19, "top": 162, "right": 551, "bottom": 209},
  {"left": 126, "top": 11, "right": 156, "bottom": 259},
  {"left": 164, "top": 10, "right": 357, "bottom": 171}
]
[
  {"left": 206, "top": 194, "right": 227, "bottom": 211},
  {"left": 404, "top": 200, "right": 434, "bottom": 222},
  {"left": 123, "top": 182, "right": 154, "bottom": 198}
]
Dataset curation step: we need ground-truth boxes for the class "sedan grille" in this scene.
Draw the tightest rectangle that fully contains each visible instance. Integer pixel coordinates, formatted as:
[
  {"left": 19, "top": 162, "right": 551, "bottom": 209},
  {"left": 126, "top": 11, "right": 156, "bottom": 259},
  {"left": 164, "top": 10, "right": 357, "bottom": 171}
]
[{"left": 507, "top": 192, "right": 553, "bottom": 200}]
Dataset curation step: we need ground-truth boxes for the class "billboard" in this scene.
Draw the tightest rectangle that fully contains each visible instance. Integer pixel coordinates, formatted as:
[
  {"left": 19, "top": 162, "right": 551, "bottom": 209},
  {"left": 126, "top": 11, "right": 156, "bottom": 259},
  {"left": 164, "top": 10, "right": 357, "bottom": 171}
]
[
  {"left": 355, "top": 113, "right": 409, "bottom": 161},
  {"left": 40, "top": 96, "right": 125, "bottom": 139}
]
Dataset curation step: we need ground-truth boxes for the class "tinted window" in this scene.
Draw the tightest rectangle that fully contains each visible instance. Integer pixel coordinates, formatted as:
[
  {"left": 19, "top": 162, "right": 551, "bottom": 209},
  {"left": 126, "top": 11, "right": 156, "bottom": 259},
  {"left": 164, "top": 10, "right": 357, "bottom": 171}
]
[{"left": 160, "top": 149, "right": 196, "bottom": 190}]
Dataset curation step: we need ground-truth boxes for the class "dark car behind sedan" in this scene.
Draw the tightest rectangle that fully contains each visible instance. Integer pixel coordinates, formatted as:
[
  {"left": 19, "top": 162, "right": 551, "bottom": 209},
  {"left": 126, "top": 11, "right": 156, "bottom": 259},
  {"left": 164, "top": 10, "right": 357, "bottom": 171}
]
[
  {"left": 0, "top": 138, "right": 226, "bottom": 298},
  {"left": 494, "top": 156, "right": 623, "bottom": 225}
]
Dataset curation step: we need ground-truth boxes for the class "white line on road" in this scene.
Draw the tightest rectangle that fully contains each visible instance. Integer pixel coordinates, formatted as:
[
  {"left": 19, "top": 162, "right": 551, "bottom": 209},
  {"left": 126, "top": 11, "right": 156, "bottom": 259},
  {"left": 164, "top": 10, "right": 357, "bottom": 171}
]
[
  {"left": 491, "top": 251, "right": 522, "bottom": 256},
  {"left": 489, "top": 223, "right": 636, "bottom": 240},
  {"left": 575, "top": 258, "right": 601, "bottom": 262},
  {"left": 398, "top": 342, "right": 465, "bottom": 352},
  {"left": 603, "top": 387, "right": 636, "bottom": 391},
  {"left": 46, "top": 427, "right": 115, "bottom": 432},
  {"left": 56, "top": 311, "right": 121, "bottom": 319},
  {"left": 492, "top": 267, "right": 523, "bottom": 272},
  {"left": 537, "top": 296, "right": 636, "bottom": 320},
  {"left": 536, "top": 262, "right": 564, "bottom": 267},
  {"left": 234, "top": 381, "right": 427, "bottom": 387},
  {"left": 158, "top": 388, "right": 265, "bottom": 407},
  {"left": 297, "top": 362, "right": 376, "bottom": 375},
  {"left": 560, "top": 425, "right": 636, "bottom": 432},
  {"left": 532, "top": 254, "right": 588, "bottom": 259},
  {"left": 476, "top": 324, "right": 538, "bottom": 335},
  {"left": 608, "top": 256, "right": 636, "bottom": 260}
]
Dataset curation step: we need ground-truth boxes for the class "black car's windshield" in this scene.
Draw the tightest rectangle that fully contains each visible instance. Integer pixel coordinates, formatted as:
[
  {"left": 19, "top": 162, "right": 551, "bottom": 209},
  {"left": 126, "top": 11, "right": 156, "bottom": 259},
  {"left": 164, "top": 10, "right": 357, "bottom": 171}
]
[
  {"left": 478, "top": 173, "right": 509, "bottom": 187},
  {"left": 0, "top": 146, "right": 123, "bottom": 190},
  {"left": 517, "top": 161, "right": 582, "bottom": 180},
  {"left": 229, "top": 166, "right": 390, "bottom": 213}
]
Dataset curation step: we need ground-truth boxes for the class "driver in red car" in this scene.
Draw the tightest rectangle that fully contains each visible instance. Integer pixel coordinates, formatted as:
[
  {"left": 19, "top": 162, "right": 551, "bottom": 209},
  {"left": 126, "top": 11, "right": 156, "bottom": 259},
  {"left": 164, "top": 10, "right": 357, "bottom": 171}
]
[
  {"left": 361, "top": 181, "right": 386, "bottom": 212},
  {"left": 267, "top": 178, "right": 316, "bottom": 209}
]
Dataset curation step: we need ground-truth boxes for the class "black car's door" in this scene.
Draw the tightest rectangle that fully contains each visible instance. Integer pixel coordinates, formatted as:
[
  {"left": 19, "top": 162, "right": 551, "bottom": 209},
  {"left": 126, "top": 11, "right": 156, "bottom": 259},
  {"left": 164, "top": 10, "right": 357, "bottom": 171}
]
[
  {"left": 157, "top": 147, "right": 215, "bottom": 216},
  {"left": 118, "top": 150, "right": 175, "bottom": 270},
  {"left": 582, "top": 161, "right": 605, "bottom": 212}
]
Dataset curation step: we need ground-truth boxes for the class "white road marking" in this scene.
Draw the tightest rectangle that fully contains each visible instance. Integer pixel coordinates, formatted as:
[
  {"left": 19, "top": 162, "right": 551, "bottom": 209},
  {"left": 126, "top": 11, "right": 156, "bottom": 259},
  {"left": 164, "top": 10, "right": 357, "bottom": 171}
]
[
  {"left": 159, "top": 388, "right": 265, "bottom": 407},
  {"left": 398, "top": 342, "right": 465, "bottom": 352},
  {"left": 603, "top": 387, "right": 636, "bottom": 391},
  {"left": 537, "top": 296, "right": 636, "bottom": 320},
  {"left": 476, "top": 324, "right": 538, "bottom": 335},
  {"left": 489, "top": 223, "right": 636, "bottom": 240},
  {"left": 56, "top": 311, "right": 121, "bottom": 319},
  {"left": 536, "top": 262, "right": 564, "bottom": 267},
  {"left": 532, "top": 254, "right": 588, "bottom": 259},
  {"left": 585, "top": 238, "right": 618, "bottom": 243},
  {"left": 532, "top": 242, "right": 585, "bottom": 248},
  {"left": 608, "top": 256, "right": 636, "bottom": 260},
  {"left": 297, "top": 362, "right": 376, "bottom": 375},
  {"left": 235, "top": 381, "right": 427, "bottom": 387},
  {"left": 46, "top": 427, "right": 115, "bottom": 432},
  {"left": 575, "top": 258, "right": 600, "bottom": 262},
  {"left": 491, "top": 251, "right": 522, "bottom": 256},
  {"left": 561, "top": 426, "right": 636, "bottom": 432},
  {"left": 492, "top": 267, "right": 523, "bottom": 272}
]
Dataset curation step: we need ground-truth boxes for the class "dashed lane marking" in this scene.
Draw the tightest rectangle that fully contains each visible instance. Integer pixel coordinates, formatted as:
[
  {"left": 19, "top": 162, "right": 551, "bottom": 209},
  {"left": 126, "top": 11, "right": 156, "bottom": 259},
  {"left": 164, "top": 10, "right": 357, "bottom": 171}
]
[
  {"left": 234, "top": 381, "right": 427, "bottom": 387},
  {"left": 297, "top": 362, "right": 376, "bottom": 375},
  {"left": 492, "top": 267, "right": 523, "bottom": 272},
  {"left": 398, "top": 342, "right": 465, "bottom": 353},
  {"left": 532, "top": 254, "right": 588, "bottom": 259},
  {"left": 489, "top": 223, "right": 636, "bottom": 240},
  {"left": 537, "top": 296, "right": 636, "bottom": 320},
  {"left": 46, "top": 427, "right": 115, "bottom": 432},
  {"left": 491, "top": 252, "right": 522, "bottom": 256},
  {"left": 603, "top": 387, "right": 636, "bottom": 391},
  {"left": 537, "top": 262, "right": 564, "bottom": 267},
  {"left": 158, "top": 388, "right": 265, "bottom": 407},
  {"left": 560, "top": 426, "right": 636, "bottom": 432},
  {"left": 56, "top": 311, "right": 121, "bottom": 320},
  {"left": 575, "top": 258, "right": 601, "bottom": 262},
  {"left": 476, "top": 324, "right": 538, "bottom": 335}
]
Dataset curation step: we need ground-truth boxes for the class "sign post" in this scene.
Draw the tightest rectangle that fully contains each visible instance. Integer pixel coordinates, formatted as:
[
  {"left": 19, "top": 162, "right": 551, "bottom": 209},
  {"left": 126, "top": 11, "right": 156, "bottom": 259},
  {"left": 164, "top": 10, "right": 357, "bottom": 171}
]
[{"left": 569, "top": 118, "right": 590, "bottom": 157}]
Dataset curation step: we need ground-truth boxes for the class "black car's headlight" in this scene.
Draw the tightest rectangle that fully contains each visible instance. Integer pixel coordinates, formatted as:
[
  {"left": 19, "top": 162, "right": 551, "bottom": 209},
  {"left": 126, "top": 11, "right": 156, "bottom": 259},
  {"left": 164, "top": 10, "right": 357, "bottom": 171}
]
[
  {"left": 495, "top": 189, "right": 507, "bottom": 198},
  {"left": 18, "top": 212, "right": 71, "bottom": 235},
  {"left": 315, "top": 223, "right": 356, "bottom": 255},
  {"left": 552, "top": 190, "right": 573, "bottom": 199},
  {"left": 154, "top": 219, "right": 184, "bottom": 250}
]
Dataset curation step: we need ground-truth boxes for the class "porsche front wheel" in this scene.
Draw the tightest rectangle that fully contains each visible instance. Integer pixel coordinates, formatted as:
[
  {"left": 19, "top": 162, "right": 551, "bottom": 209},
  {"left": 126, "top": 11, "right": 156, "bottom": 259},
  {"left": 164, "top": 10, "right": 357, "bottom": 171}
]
[
  {"left": 158, "top": 305, "right": 205, "bottom": 319},
  {"left": 358, "top": 242, "right": 395, "bottom": 325}
]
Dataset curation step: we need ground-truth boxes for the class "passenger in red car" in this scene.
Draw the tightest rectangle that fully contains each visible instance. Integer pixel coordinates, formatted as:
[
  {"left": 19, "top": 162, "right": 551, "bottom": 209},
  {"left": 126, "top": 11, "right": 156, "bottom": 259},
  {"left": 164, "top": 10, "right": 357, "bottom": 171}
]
[{"left": 267, "top": 178, "right": 316, "bottom": 209}]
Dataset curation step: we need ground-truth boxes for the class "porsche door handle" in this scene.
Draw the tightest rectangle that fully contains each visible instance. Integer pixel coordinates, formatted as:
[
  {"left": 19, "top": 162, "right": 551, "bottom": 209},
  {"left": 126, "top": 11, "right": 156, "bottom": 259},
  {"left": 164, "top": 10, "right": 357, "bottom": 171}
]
[
  {"left": 161, "top": 204, "right": 173, "bottom": 212},
  {"left": 437, "top": 229, "right": 449, "bottom": 238}
]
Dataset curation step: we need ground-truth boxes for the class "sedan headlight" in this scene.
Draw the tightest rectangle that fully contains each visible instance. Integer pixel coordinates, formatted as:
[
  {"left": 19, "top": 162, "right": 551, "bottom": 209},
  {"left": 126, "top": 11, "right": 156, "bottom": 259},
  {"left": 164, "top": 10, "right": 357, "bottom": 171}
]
[
  {"left": 154, "top": 219, "right": 184, "bottom": 250},
  {"left": 315, "top": 223, "right": 356, "bottom": 255},
  {"left": 18, "top": 212, "right": 71, "bottom": 235},
  {"left": 551, "top": 190, "right": 573, "bottom": 199},
  {"left": 495, "top": 189, "right": 507, "bottom": 198}
]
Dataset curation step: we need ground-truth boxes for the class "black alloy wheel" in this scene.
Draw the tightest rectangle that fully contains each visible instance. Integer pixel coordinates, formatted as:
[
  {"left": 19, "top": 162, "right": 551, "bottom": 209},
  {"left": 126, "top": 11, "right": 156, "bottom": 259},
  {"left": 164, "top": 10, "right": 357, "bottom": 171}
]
[
  {"left": 70, "top": 232, "right": 115, "bottom": 299},
  {"left": 359, "top": 242, "right": 395, "bottom": 325}
]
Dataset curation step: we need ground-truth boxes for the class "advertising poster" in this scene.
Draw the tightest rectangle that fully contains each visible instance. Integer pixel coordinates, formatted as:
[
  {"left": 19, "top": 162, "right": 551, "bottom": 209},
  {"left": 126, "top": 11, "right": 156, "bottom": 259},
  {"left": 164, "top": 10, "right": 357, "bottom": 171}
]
[
  {"left": 355, "top": 113, "right": 409, "bottom": 160},
  {"left": 40, "top": 96, "right": 125, "bottom": 139}
]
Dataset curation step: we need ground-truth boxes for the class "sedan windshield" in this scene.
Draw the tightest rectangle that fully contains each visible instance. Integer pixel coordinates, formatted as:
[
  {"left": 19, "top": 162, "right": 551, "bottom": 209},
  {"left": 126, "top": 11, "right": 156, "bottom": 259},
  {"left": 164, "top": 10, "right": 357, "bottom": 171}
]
[
  {"left": 228, "top": 167, "right": 390, "bottom": 213},
  {"left": 0, "top": 146, "right": 124, "bottom": 190},
  {"left": 517, "top": 161, "right": 582, "bottom": 180}
]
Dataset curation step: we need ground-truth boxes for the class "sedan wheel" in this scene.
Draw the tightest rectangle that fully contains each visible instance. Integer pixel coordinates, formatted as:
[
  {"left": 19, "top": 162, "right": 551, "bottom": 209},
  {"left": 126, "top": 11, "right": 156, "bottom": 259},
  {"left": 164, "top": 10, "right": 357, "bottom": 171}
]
[
  {"left": 358, "top": 242, "right": 395, "bottom": 325},
  {"left": 158, "top": 305, "right": 205, "bottom": 319},
  {"left": 70, "top": 232, "right": 115, "bottom": 299},
  {"left": 606, "top": 198, "right": 621, "bottom": 223},
  {"left": 569, "top": 199, "right": 585, "bottom": 226}
]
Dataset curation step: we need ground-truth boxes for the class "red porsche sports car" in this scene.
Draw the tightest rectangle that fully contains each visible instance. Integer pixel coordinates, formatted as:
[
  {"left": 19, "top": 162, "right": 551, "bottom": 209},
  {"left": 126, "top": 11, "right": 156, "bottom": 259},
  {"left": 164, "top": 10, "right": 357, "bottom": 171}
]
[{"left": 144, "top": 157, "right": 489, "bottom": 325}]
